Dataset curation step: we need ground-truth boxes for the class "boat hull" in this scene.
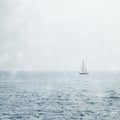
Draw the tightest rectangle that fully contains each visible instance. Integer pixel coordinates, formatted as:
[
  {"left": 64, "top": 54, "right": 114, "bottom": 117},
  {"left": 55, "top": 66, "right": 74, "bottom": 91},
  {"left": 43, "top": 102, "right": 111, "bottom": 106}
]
[{"left": 79, "top": 72, "right": 89, "bottom": 75}]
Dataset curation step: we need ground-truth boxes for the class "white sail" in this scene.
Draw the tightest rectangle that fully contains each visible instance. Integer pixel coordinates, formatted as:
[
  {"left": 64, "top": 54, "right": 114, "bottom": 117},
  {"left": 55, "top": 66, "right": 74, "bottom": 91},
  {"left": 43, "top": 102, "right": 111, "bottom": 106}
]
[{"left": 80, "top": 60, "right": 88, "bottom": 74}]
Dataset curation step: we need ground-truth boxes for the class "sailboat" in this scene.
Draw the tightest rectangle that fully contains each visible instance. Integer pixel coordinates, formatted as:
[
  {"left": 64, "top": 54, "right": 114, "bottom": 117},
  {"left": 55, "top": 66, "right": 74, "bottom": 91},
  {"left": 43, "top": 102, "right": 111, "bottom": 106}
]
[{"left": 79, "top": 60, "right": 88, "bottom": 75}]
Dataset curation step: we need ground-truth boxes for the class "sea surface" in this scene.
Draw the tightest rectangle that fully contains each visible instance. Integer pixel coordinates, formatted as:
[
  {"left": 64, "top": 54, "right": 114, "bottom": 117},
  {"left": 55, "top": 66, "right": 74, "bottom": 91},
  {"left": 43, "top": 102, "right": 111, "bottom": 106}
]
[{"left": 0, "top": 71, "right": 120, "bottom": 120}]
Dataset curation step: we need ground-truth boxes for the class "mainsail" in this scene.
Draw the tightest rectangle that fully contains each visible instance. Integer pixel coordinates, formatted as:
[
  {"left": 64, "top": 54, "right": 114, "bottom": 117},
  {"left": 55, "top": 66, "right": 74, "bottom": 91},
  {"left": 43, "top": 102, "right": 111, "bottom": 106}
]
[{"left": 79, "top": 60, "right": 88, "bottom": 74}]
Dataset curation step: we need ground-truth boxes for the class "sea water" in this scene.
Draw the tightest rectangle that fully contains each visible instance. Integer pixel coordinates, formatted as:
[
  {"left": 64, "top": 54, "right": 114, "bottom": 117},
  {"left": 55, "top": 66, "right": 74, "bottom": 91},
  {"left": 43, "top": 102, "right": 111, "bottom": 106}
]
[{"left": 0, "top": 71, "right": 120, "bottom": 120}]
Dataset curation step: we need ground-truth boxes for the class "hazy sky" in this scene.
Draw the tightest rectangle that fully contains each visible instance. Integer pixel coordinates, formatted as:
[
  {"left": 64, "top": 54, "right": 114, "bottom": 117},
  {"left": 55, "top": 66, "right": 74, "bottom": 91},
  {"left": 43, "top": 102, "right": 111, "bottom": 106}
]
[{"left": 0, "top": 0, "right": 120, "bottom": 71}]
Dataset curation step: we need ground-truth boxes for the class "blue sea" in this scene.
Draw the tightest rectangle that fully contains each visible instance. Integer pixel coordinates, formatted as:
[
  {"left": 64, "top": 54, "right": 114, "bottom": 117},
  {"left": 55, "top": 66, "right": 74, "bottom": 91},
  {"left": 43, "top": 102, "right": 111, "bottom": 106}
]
[{"left": 0, "top": 71, "right": 120, "bottom": 120}]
